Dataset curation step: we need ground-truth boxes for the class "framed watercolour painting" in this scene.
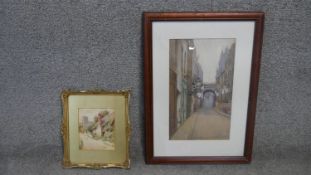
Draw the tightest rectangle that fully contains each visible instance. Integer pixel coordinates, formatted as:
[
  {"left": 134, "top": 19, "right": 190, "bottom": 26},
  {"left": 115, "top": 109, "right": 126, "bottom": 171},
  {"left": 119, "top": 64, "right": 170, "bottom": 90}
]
[
  {"left": 144, "top": 12, "right": 264, "bottom": 164},
  {"left": 61, "top": 90, "right": 131, "bottom": 169}
]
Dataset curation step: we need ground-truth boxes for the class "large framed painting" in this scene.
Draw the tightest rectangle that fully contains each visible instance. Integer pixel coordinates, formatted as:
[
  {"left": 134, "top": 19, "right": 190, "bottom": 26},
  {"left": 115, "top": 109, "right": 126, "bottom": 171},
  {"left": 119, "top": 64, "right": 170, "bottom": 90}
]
[
  {"left": 61, "top": 90, "right": 131, "bottom": 168},
  {"left": 144, "top": 12, "right": 264, "bottom": 164}
]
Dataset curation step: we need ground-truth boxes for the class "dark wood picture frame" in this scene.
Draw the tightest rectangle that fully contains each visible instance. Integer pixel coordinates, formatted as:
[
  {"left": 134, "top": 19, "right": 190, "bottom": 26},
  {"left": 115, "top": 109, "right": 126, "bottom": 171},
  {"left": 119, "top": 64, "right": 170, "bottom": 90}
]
[{"left": 144, "top": 12, "right": 264, "bottom": 164}]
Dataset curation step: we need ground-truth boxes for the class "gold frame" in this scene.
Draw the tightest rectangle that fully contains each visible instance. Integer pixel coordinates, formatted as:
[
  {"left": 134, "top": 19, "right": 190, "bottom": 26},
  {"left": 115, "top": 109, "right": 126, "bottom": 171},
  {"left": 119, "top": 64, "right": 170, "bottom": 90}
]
[{"left": 61, "top": 90, "right": 131, "bottom": 169}]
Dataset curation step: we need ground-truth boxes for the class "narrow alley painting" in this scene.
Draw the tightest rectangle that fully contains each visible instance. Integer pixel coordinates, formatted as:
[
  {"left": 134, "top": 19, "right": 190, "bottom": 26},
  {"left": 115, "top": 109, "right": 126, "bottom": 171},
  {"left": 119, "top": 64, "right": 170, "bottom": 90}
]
[
  {"left": 78, "top": 109, "right": 115, "bottom": 150},
  {"left": 169, "top": 39, "right": 236, "bottom": 140}
]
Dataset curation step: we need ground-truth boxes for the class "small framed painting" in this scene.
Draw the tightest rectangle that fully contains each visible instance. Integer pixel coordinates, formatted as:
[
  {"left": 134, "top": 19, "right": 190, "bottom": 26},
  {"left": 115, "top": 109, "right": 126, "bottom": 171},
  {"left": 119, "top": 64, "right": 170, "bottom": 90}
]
[
  {"left": 144, "top": 12, "right": 264, "bottom": 164},
  {"left": 61, "top": 90, "right": 131, "bottom": 169}
]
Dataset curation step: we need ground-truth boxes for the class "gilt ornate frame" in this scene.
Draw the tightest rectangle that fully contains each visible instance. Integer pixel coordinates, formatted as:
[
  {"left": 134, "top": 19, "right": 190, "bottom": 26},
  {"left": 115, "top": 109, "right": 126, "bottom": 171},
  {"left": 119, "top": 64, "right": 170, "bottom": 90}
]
[{"left": 61, "top": 90, "right": 131, "bottom": 169}]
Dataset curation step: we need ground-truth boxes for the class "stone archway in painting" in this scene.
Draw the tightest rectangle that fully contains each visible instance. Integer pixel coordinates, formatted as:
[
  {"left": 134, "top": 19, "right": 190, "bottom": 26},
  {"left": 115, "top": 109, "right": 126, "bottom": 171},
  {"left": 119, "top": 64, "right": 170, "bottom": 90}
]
[{"left": 202, "top": 90, "right": 217, "bottom": 109}]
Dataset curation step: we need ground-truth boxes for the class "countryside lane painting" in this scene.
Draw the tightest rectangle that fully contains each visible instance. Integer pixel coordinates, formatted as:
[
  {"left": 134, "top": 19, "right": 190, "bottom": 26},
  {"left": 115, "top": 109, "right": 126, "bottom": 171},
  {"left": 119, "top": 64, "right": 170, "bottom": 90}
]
[{"left": 78, "top": 109, "right": 115, "bottom": 150}]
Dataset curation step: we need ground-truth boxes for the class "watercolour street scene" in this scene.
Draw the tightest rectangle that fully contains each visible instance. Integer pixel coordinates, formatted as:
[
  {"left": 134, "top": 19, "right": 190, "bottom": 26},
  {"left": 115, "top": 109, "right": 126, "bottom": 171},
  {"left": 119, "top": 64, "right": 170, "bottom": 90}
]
[
  {"left": 169, "top": 39, "right": 236, "bottom": 140},
  {"left": 79, "top": 109, "right": 115, "bottom": 150}
]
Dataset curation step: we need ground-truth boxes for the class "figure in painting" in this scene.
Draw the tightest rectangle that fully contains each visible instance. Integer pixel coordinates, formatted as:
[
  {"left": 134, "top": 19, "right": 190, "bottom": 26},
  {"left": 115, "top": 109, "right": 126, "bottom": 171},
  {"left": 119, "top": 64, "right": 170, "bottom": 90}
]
[{"left": 87, "top": 111, "right": 114, "bottom": 140}]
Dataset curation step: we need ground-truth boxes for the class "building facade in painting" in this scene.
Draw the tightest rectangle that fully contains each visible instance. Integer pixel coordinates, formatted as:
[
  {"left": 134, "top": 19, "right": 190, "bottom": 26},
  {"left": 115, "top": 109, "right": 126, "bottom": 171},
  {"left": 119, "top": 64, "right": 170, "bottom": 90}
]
[
  {"left": 216, "top": 43, "right": 236, "bottom": 115},
  {"left": 169, "top": 39, "right": 203, "bottom": 139}
]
